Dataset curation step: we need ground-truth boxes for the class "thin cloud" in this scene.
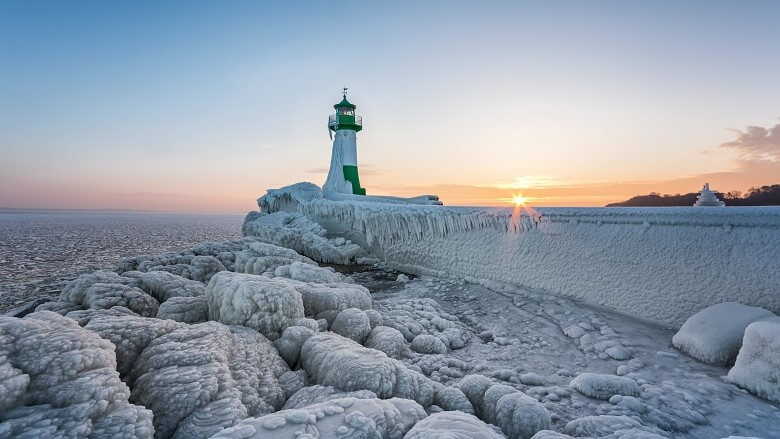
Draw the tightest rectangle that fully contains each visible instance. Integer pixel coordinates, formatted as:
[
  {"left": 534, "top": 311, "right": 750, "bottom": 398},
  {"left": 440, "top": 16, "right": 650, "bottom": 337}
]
[{"left": 720, "top": 122, "right": 780, "bottom": 161}]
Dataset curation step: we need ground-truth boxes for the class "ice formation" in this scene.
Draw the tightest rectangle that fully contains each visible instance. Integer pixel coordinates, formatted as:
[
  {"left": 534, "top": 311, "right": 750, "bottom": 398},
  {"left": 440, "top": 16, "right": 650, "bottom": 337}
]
[
  {"left": 672, "top": 302, "right": 775, "bottom": 365},
  {"left": 35, "top": 270, "right": 160, "bottom": 317},
  {"left": 242, "top": 210, "right": 364, "bottom": 264},
  {"left": 331, "top": 307, "right": 372, "bottom": 343},
  {"left": 0, "top": 311, "right": 153, "bottom": 438},
  {"left": 727, "top": 320, "right": 780, "bottom": 403},
  {"left": 258, "top": 187, "right": 780, "bottom": 327},
  {"left": 365, "top": 325, "right": 407, "bottom": 358},
  {"left": 404, "top": 411, "right": 506, "bottom": 438},
  {"left": 569, "top": 373, "right": 640, "bottom": 400},
  {"left": 211, "top": 397, "right": 426, "bottom": 438},
  {"left": 411, "top": 334, "right": 448, "bottom": 354},
  {"left": 156, "top": 295, "right": 209, "bottom": 323},
  {"left": 206, "top": 271, "right": 305, "bottom": 339},
  {"left": 299, "top": 332, "right": 437, "bottom": 406},
  {"left": 281, "top": 385, "right": 377, "bottom": 410},
  {"left": 85, "top": 314, "right": 289, "bottom": 438}
]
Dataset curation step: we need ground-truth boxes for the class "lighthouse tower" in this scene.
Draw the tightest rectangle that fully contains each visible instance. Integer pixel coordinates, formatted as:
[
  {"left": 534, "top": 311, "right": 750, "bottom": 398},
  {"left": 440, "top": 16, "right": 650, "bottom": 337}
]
[{"left": 324, "top": 88, "right": 366, "bottom": 195}]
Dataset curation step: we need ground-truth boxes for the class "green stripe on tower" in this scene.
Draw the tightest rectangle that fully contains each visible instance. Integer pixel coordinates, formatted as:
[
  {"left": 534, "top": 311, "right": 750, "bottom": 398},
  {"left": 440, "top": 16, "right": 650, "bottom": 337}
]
[{"left": 342, "top": 165, "right": 366, "bottom": 195}]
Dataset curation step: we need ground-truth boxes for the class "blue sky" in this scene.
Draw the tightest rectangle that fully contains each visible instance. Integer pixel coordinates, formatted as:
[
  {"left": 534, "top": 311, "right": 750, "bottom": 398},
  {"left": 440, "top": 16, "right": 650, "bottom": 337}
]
[{"left": 1, "top": 1, "right": 779, "bottom": 211}]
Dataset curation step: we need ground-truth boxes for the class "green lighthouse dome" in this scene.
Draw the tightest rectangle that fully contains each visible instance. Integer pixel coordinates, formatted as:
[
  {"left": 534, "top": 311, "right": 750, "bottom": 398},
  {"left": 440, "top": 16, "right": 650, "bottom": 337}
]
[{"left": 328, "top": 90, "right": 362, "bottom": 133}]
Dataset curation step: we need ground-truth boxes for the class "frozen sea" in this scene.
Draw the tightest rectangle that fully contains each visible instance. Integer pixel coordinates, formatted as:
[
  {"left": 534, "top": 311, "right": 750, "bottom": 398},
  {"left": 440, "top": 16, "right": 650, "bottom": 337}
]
[{"left": 0, "top": 211, "right": 243, "bottom": 313}]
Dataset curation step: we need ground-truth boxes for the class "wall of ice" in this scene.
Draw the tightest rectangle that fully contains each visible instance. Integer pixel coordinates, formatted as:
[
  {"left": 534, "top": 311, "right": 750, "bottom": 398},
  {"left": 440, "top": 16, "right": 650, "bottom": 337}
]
[{"left": 260, "top": 193, "right": 780, "bottom": 328}]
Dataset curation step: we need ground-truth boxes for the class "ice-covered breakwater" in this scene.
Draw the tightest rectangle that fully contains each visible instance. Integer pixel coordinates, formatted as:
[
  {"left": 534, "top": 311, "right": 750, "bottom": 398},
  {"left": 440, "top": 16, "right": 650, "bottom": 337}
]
[{"left": 255, "top": 187, "right": 780, "bottom": 328}]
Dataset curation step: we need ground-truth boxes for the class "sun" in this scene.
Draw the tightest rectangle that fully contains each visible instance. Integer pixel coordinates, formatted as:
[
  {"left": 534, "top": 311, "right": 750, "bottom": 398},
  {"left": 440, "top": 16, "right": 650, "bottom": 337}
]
[{"left": 512, "top": 194, "right": 528, "bottom": 206}]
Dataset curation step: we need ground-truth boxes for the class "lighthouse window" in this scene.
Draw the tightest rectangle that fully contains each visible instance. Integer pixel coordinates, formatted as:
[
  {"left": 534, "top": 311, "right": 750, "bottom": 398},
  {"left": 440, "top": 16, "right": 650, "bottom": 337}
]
[{"left": 339, "top": 108, "right": 354, "bottom": 116}]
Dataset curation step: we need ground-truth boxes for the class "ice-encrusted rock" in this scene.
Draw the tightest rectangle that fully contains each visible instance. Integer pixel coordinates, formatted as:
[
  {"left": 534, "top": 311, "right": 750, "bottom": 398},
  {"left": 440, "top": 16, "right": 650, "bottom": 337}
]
[
  {"left": 365, "top": 326, "right": 406, "bottom": 358},
  {"left": 563, "top": 415, "right": 644, "bottom": 436},
  {"left": 727, "top": 320, "right": 780, "bottom": 403},
  {"left": 404, "top": 411, "right": 506, "bottom": 438},
  {"left": 148, "top": 255, "right": 227, "bottom": 282},
  {"left": 234, "top": 241, "right": 316, "bottom": 276},
  {"left": 412, "top": 334, "right": 448, "bottom": 354},
  {"left": 331, "top": 307, "right": 372, "bottom": 343},
  {"left": 672, "top": 302, "right": 775, "bottom": 366},
  {"left": 206, "top": 272, "right": 305, "bottom": 339},
  {"left": 282, "top": 385, "right": 377, "bottom": 410},
  {"left": 212, "top": 397, "right": 426, "bottom": 439},
  {"left": 0, "top": 311, "right": 153, "bottom": 438},
  {"left": 294, "top": 281, "right": 373, "bottom": 317},
  {"left": 569, "top": 373, "right": 640, "bottom": 400},
  {"left": 295, "top": 317, "right": 321, "bottom": 332},
  {"left": 274, "top": 325, "right": 315, "bottom": 367},
  {"left": 275, "top": 261, "right": 347, "bottom": 284},
  {"left": 86, "top": 315, "right": 289, "bottom": 439},
  {"left": 299, "top": 332, "right": 436, "bottom": 406},
  {"left": 433, "top": 386, "right": 474, "bottom": 414},
  {"left": 156, "top": 295, "right": 209, "bottom": 323},
  {"left": 494, "top": 392, "right": 552, "bottom": 439},
  {"left": 256, "top": 181, "right": 323, "bottom": 213},
  {"left": 456, "top": 374, "right": 495, "bottom": 417},
  {"left": 377, "top": 297, "right": 466, "bottom": 348},
  {"left": 36, "top": 270, "right": 160, "bottom": 317},
  {"left": 482, "top": 384, "right": 519, "bottom": 424},
  {"left": 63, "top": 305, "right": 139, "bottom": 326},
  {"left": 365, "top": 309, "right": 383, "bottom": 328},
  {"left": 242, "top": 209, "right": 365, "bottom": 264},
  {"left": 137, "top": 271, "right": 205, "bottom": 302},
  {"left": 278, "top": 370, "right": 308, "bottom": 400}
]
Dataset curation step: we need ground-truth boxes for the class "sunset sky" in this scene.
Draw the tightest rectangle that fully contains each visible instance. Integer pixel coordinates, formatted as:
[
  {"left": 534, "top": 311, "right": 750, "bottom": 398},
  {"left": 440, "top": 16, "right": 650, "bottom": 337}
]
[{"left": 1, "top": 1, "right": 779, "bottom": 213}]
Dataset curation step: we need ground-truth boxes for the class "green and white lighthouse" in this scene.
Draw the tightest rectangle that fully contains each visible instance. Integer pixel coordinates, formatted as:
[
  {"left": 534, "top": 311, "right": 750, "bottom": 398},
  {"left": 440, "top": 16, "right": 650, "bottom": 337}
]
[{"left": 324, "top": 88, "right": 366, "bottom": 195}]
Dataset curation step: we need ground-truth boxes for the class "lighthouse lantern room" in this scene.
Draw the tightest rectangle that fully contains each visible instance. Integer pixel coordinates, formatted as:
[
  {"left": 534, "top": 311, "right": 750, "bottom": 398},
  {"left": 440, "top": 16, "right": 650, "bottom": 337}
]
[{"left": 324, "top": 88, "right": 366, "bottom": 195}]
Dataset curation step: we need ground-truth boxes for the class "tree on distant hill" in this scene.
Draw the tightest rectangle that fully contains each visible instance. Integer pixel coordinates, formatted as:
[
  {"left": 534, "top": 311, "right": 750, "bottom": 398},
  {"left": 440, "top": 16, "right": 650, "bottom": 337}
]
[{"left": 606, "top": 184, "right": 780, "bottom": 207}]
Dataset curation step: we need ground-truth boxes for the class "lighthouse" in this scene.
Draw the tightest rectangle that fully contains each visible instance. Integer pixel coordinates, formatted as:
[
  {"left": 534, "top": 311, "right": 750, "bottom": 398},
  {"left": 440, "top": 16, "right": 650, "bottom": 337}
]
[{"left": 324, "top": 88, "right": 366, "bottom": 195}]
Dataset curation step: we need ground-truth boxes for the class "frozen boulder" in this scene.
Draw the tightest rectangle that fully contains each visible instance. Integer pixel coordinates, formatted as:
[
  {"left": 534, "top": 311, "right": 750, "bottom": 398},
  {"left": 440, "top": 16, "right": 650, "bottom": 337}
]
[
  {"left": 156, "top": 295, "right": 209, "bottom": 323},
  {"left": 88, "top": 316, "right": 289, "bottom": 439},
  {"left": 494, "top": 392, "right": 552, "bottom": 439},
  {"left": 0, "top": 311, "right": 153, "bottom": 438},
  {"left": 365, "top": 309, "right": 384, "bottom": 328},
  {"left": 294, "top": 281, "right": 373, "bottom": 317},
  {"left": 37, "top": 270, "right": 159, "bottom": 317},
  {"left": 282, "top": 385, "right": 377, "bottom": 410},
  {"left": 482, "top": 384, "right": 519, "bottom": 424},
  {"left": 234, "top": 241, "right": 316, "bottom": 276},
  {"left": 569, "top": 373, "right": 640, "bottom": 400},
  {"left": 65, "top": 305, "right": 139, "bottom": 326},
  {"left": 294, "top": 317, "right": 321, "bottom": 332},
  {"left": 146, "top": 255, "right": 227, "bottom": 282},
  {"left": 137, "top": 271, "right": 205, "bottom": 302},
  {"left": 433, "top": 386, "right": 474, "bottom": 414},
  {"left": 274, "top": 325, "right": 316, "bottom": 367},
  {"left": 412, "top": 334, "right": 448, "bottom": 354},
  {"left": 278, "top": 370, "right": 308, "bottom": 400},
  {"left": 213, "top": 397, "right": 425, "bottom": 439},
  {"left": 404, "top": 411, "right": 506, "bottom": 438},
  {"left": 274, "top": 261, "right": 346, "bottom": 284},
  {"left": 563, "top": 415, "right": 644, "bottom": 437},
  {"left": 456, "top": 374, "right": 495, "bottom": 417},
  {"left": 366, "top": 326, "right": 406, "bottom": 358},
  {"left": 206, "top": 272, "right": 305, "bottom": 339},
  {"left": 727, "top": 320, "right": 780, "bottom": 403},
  {"left": 300, "top": 332, "right": 436, "bottom": 406},
  {"left": 242, "top": 209, "right": 365, "bottom": 264},
  {"left": 331, "top": 308, "right": 372, "bottom": 343},
  {"left": 672, "top": 302, "right": 775, "bottom": 366}
]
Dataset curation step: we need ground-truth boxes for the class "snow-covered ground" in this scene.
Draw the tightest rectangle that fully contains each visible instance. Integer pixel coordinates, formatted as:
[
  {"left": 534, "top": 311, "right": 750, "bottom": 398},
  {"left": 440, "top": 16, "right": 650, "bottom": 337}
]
[{"left": 2, "top": 186, "right": 779, "bottom": 438}]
